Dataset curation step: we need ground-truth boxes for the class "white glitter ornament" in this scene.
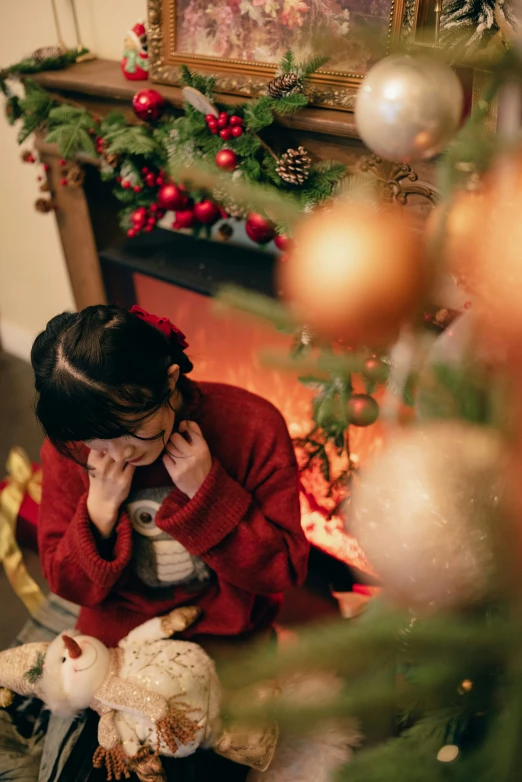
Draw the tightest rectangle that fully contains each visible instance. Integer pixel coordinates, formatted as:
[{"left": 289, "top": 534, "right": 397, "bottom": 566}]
[
  {"left": 355, "top": 54, "right": 463, "bottom": 163},
  {"left": 349, "top": 422, "right": 505, "bottom": 611}
]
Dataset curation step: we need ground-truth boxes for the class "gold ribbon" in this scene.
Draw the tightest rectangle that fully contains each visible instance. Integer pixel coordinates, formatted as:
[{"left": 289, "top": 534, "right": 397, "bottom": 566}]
[{"left": 0, "top": 448, "right": 45, "bottom": 614}]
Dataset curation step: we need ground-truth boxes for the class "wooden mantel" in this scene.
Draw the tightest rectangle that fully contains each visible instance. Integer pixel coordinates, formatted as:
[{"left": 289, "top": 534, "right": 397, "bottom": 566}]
[{"left": 31, "top": 59, "right": 438, "bottom": 311}]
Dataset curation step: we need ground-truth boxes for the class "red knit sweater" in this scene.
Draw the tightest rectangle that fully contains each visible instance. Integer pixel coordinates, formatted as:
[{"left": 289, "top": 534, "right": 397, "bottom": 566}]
[{"left": 38, "top": 381, "right": 309, "bottom": 647}]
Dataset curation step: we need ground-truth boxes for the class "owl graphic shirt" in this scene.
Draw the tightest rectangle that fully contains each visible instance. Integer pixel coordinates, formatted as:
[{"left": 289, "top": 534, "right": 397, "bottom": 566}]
[{"left": 126, "top": 486, "right": 211, "bottom": 590}]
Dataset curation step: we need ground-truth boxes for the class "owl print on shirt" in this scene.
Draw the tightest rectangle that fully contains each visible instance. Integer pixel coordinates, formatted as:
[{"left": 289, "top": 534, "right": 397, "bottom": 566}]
[{"left": 126, "top": 486, "right": 212, "bottom": 589}]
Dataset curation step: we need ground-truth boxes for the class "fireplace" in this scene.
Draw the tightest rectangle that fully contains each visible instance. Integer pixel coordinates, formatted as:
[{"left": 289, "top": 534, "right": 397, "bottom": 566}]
[{"left": 99, "top": 229, "right": 378, "bottom": 580}]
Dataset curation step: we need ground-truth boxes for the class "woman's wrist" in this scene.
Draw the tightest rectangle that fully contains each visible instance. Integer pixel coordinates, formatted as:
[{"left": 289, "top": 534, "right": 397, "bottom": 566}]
[{"left": 87, "top": 497, "right": 119, "bottom": 538}]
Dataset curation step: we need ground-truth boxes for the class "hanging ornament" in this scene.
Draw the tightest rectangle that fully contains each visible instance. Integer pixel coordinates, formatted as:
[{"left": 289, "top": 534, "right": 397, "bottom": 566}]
[
  {"left": 157, "top": 183, "right": 188, "bottom": 211},
  {"left": 279, "top": 202, "right": 425, "bottom": 347},
  {"left": 347, "top": 394, "right": 379, "bottom": 427},
  {"left": 276, "top": 146, "right": 312, "bottom": 185},
  {"left": 362, "top": 356, "right": 389, "bottom": 383},
  {"left": 132, "top": 89, "right": 165, "bottom": 122},
  {"left": 173, "top": 208, "right": 196, "bottom": 229},
  {"left": 350, "top": 422, "right": 506, "bottom": 612},
  {"left": 274, "top": 234, "right": 290, "bottom": 252},
  {"left": 355, "top": 54, "right": 464, "bottom": 163},
  {"left": 194, "top": 200, "right": 221, "bottom": 225},
  {"left": 66, "top": 164, "right": 85, "bottom": 188},
  {"left": 245, "top": 213, "right": 276, "bottom": 245},
  {"left": 267, "top": 72, "right": 302, "bottom": 99},
  {"left": 34, "top": 197, "right": 54, "bottom": 213},
  {"left": 131, "top": 206, "right": 148, "bottom": 230},
  {"left": 215, "top": 149, "right": 238, "bottom": 171}
]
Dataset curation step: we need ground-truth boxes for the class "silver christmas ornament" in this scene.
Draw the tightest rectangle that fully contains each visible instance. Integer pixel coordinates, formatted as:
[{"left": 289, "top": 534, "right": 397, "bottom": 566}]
[
  {"left": 349, "top": 422, "right": 505, "bottom": 611},
  {"left": 355, "top": 54, "right": 464, "bottom": 163}
]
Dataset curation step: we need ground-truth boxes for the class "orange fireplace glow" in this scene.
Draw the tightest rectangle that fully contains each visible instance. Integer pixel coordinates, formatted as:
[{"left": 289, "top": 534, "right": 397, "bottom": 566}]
[{"left": 135, "top": 273, "right": 377, "bottom": 576}]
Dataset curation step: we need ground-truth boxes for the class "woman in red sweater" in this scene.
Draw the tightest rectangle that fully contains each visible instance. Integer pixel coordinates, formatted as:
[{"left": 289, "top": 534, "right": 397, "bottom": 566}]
[
  {"left": 31, "top": 303, "right": 308, "bottom": 779},
  {"left": 32, "top": 303, "right": 308, "bottom": 650}
]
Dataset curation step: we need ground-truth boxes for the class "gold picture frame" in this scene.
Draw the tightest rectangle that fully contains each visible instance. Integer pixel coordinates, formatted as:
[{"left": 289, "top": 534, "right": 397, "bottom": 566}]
[{"left": 148, "top": 0, "right": 429, "bottom": 111}]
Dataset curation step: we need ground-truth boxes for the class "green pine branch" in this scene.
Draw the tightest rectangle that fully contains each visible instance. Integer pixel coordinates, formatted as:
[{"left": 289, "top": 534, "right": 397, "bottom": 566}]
[
  {"left": 244, "top": 96, "right": 274, "bottom": 132},
  {"left": 280, "top": 50, "right": 296, "bottom": 73},
  {"left": 298, "top": 55, "right": 329, "bottom": 78},
  {"left": 17, "top": 79, "right": 53, "bottom": 143},
  {"left": 45, "top": 105, "right": 97, "bottom": 158},
  {"left": 104, "top": 125, "right": 159, "bottom": 158},
  {"left": 268, "top": 92, "right": 309, "bottom": 115}
]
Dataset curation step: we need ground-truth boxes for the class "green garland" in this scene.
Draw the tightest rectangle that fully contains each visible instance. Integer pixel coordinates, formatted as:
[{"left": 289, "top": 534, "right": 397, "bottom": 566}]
[{"left": 1, "top": 50, "right": 347, "bottom": 242}]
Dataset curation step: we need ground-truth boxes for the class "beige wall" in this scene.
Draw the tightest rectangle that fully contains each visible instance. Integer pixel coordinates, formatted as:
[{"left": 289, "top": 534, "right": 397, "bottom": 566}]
[{"left": 0, "top": 0, "right": 145, "bottom": 359}]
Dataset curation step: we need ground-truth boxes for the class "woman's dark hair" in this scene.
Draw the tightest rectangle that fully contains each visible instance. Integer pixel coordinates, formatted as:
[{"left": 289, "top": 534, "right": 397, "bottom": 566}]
[{"left": 31, "top": 304, "right": 193, "bottom": 460}]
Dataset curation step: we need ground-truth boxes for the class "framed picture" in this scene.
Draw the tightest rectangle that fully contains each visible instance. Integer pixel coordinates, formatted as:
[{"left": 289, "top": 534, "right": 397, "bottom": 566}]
[{"left": 148, "top": 0, "right": 431, "bottom": 111}]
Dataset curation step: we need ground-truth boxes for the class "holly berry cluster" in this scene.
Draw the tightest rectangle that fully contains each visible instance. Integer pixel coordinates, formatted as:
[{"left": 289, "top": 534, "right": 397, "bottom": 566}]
[
  {"left": 205, "top": 112, "right": 244, "bottom": 141},
  {"left": 128, "top": 203, "right": 167, "bottom": 238}
]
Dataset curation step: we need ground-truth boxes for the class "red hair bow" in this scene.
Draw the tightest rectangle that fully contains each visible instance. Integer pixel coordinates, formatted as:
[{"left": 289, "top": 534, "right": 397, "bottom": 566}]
[{"left": 130, "top": 305, "right": 189, "bottom": 349}]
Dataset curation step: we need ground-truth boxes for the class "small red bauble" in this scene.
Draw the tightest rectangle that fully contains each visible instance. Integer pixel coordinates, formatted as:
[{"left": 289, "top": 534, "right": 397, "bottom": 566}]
[
  {"left": 274, "top": 234, "right": 290, "bottom": 252},
  {"left": 127, "top": 228, "right": 137, "bottom": 238},
  {"left": 122, "top": 180, "right": 131, "bottom": 189},
  {"left": 133, "top": 185, "right": 142, "bottom": 193},
  {"left": 149, "top": 203, "right": 159, "bottom": 212},
  {"left": 141, "top": 166, "right": 149, "bottom": 175},
  {"left": 346, "top": 394, "right": 379, "bottom": 427},
  {"left": 231, "top": 126, "right": 243, "bottom": 138},
  {"left": 60, "top": 178, "right": 68, "bottom": 187},
  {"left": 174, "top": 209, "right": 196, "bottom": 229},
  {"left": 229, "top": 115, "right": 243, "bottom": 126},
  {"left": 132, "top": 89, "right": 165, "bottom": 122},
  {"left": 156, "top": 175, "right": 165, "bottom": 186},
  {"left": 144, "top": 225, "right": 154, "bottom": 233},
  {"left": 194, "top": 200, "right": 221, "bottom": 225},
  {"left": 209, "top": 125, "right": 219, "bottom": 135},
  {"left": 219, "top": 128, "right": 233, "bottom": 141},
  {"left": 215, "top": 149, "right": 238, "bottom": 172},
  {"left": 131, "top": 207, "right": 147, "bottom": 225},
  {"left": 145, "top": 172, "right": 157, "bottom": 187},
  {"left": 245, "top": 213, "right": 276, "bottom": 245},
  {"left": 217, "top": 115, "right": 229, "bottom": 129},
  {"left": 205, "top": 114, "right": 216, "bottom": 122},
  {"left": 158, "top": 183, "right": 188, "bottom": 211},
  {"left": 59, "top": 159, "right": 66, "bottom": 166}
]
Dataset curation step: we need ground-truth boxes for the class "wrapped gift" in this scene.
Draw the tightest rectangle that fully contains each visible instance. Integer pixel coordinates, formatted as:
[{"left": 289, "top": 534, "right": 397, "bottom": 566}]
[{"left": 0, "top": 448, "right": 44, "bottom": 615}]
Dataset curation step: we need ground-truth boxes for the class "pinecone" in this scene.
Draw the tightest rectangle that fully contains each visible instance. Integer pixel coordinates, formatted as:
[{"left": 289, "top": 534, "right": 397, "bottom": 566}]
[
  {"left": 267, "top": 72, "right": 302, "bottom": 99},
  {"left": 276, "top": 146, "right": 312, "bottom": 185},
  {"left": 32, "top": 45, "right": 65, "bottom": 63},
  {"left": 217, "top": 223, "right": 234, "bottom": 242},
  {"left": 21, "top": 150, "right": 35, "bottom": 163},
  {"left": 103, "top": 151, "right": 119, "bottom": 169},
  {"left": 66, "top": 164, "right": 85, "bottom": 188},
  {"left": 39, "top": 181, "right": 51, "bottom": 193},
  {"left": 35, "top": 197, "right": 54, "bottom": 213}
]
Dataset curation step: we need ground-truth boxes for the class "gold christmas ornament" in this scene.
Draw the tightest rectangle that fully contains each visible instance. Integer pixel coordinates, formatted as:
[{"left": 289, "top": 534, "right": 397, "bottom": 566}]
[
  {"left": 267, "top": 72, "right": 302, "bottom": 99},
  {"left": 279, "top": 201, "right": 426, "bottom": 347},
  {"left": 355, "top": 54, "right": 463, "bottom": 163},
  {"left": 276, "top": 146, "right": 312, "bottom": 186},
  {"left": 350, "top": 422, "right": 505, "bottom": 612}
]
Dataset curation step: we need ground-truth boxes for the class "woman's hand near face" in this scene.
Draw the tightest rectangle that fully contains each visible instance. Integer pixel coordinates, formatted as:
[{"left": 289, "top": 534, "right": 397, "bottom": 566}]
[
  {"left": 162, "top": 421, "right": 212, "bottom": 499},
  {"left": 86, "top": 450, "right": 136, "bottom": 538}
]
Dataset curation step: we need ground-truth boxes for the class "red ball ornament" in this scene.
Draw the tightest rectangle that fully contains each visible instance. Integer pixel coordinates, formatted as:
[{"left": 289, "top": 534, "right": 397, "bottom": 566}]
[
  {"left": 132, "top": 89, "right": 165, "bottom": 122},
  {"left": 346, "top": 394, "right": 379, "bottom": 427},
  {"left": 245, "top": 213, "right": 276, "bottom": 245},
  {"left": 141, "top": 166, "right": 149, "bottom": 175},
  {"left": 133, "top": 185, "right": 142, "bottom": 193},
  {"left": 362, "top": 356, "right": 389, "bottom": 383},
  {"left": 156, "top": 175, "right": 165, "bottom": 186},
  {"left": 158, "top": 183, "right": 188, "bottom": 211},
  {"left": 127, "top": 228, "right": 137, "bottom": 238},
  {"left": 209, "top": 124, "right": 219, "bottom": 135},
  {"left": 174, "top": 209, "right": 196, "bottom": 229},
  {"left": 229, "top": 115, "right": 243, "bottom": 126},
  {"left": 145, "top": 172, "right": 157, "bottom": 187},
  {"left": 218, "top": 115, "right": 229, "bottom": 129},
  {"left": 231, "top": 126, "right": 243, "bottom": 138},
  {"left": 215, "top": 149, "right": 238, "bottom": 172},
  {"left": 219, "top": 128, "right": 233, "bottom": 141},
  {"left": 205, "top": 114, "right": 216, "bottom": 122},
  {"left": 194, "top": 200, "right": 221, "bottom": 225},
  {"left": 131, "top": 207, "right": 147, "bottom": 225},
  {"left": 274, "top": 234, "right": 290, "bottom": 252},
  {"left": 122, "top": 180, "right": 131, "bottom": 189},
  {"left": 149, "top": 203, "right": 159, "bottom": 213}
]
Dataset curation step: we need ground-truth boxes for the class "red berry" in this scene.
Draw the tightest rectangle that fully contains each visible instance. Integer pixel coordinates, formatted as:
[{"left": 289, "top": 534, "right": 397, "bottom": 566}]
[
  {"left": 229, "top": 115, "right": 243, "bottom": 126},
  {"left": 207, "top": 120, "right": 218, "bottom": 131},
  {"left": 60, "top": 159, "right": 66, "bottom": 167},
  {"left": 156, "top": 176, "right": 165, "bottom": 186},
  {"left": 116, "top": 175, "right": 122, "bottom": 184},
  {"left": 157, "top": 209, "right": 166, "bottom": 218},
  {"left": 274, "top": 234, "right": 290, "bottom": 252},
  {"left": 217, "top": 115, "right": 229, "bottom": 129},
  {"left": 128, "top": 228, "right": 137, "bottom": 238},
  {"left": 37, "top": 175, "right": 42, "bottom": 181},
  {"left": 144, "top": 225, "right": 154, "bottom": 232},
  {"left": 219, "top": 128, "right": 232, "bottom": 141},
  {"left": 147, "top": 217, "right": 157, "bottom": 226},
  {"left": 133, "top": 185, "right": 142, "bottom": 193},
  {"left": 141, "top": 166, "right": 149, "bottom": 175},
  {"left": 60, "top": 178, "right": 67, "bottom": 187},
  {"left": 231, "top": 126, "right": 243, "bottom": 138},
  {"left": 209, "top": 125, "right": 219, "bottom": 135},
  {"left": 122, "top": 180, "right": 131, "bottom": 189},
  {"left": 43, "top": 163, "right": 50, "bottom": 172},
  {"left": 93, "top": 116, "right": 101, "bottom": 124},
  {"left": 149, "top": 203, "right": 159, "bottom": 212},
  {"left": 89, "top": 128, "right": 95, "bottom": 135},
  {"left": 145, "top": 172, "right": 157, "bottom": 187},
  {"left": 205, "top": 113, "right": 217, "bottom": 122},
  {"left": 219, "top": 111, "right": 229, "bottom": 119}
]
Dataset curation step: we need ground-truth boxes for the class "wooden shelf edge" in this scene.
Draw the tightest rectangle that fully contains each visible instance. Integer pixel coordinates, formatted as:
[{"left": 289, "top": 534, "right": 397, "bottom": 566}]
[{"left": 31, "top": 58, "right": 360, "bottom": 140}]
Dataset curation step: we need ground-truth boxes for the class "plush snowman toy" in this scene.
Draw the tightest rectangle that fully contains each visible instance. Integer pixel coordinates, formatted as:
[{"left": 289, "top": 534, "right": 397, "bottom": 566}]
[{"left": 0, "top": 607, "right": 276, "bottom": 782}]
